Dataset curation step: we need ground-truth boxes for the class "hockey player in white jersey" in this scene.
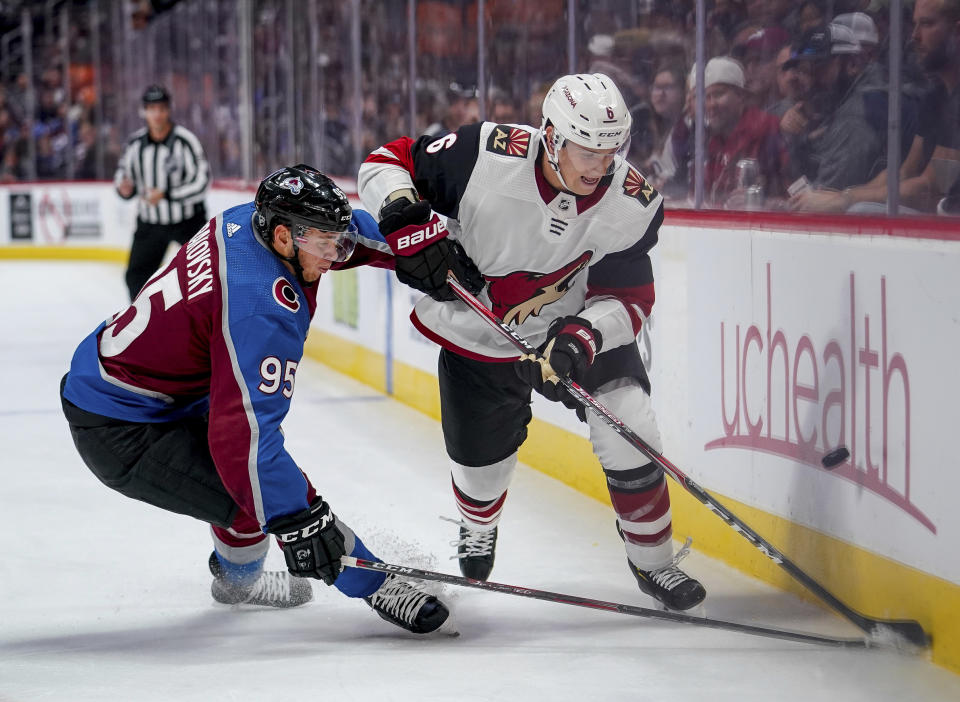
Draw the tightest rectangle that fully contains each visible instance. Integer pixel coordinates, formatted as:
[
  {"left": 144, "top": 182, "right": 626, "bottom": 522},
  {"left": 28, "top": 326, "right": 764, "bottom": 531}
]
[{"left": 358, "top": 73, "right": 706, "bottom": 611}]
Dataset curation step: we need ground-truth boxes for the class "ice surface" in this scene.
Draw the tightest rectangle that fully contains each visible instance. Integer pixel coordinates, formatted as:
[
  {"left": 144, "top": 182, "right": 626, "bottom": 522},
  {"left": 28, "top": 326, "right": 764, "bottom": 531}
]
[{"left": 1, "top": 261, "right": 958, "bottom": 701}]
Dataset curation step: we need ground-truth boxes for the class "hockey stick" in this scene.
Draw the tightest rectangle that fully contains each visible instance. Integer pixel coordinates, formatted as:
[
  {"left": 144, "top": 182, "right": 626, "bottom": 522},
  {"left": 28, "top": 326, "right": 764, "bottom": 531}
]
[
  {"left": 343, "top": 555, "right": 871, "bottom": 648},
  {"left": 445, "top": 274, "right": 930, "bottom": 650}
]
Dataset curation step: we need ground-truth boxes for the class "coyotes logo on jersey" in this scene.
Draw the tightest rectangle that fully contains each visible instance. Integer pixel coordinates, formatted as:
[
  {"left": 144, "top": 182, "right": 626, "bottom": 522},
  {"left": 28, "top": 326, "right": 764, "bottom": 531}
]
[
  {"left": 622, "top": 167, "right": 657, "bottom": 207},
  {"left": 486, "top": 251, "right": 592, "bottom": 326},
  {"left": 485, "top": 125, "right": 531, "bottom": 158}
]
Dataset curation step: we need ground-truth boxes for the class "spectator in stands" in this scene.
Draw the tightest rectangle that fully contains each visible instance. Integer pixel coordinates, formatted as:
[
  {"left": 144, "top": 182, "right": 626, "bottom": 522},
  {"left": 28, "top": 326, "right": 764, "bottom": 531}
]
[
  {"left": 588, "top": 28, "right": 656, "bottom": 112},
  {"left": 463, "top": 95, "right": 480, "bottom": 125},
  {"left": 699, "top": 57, "right": 787, "bottom": 208},
  {"left": 74, "top": 120, "right": 100, "bottom": 180},
  {"left": 646, "top": 64, "right": 687, "bottom": 190},
  {"left": 833, "top": 11, "right": 881, "bottom": 67},
  {"left": 782, "top": 23, "right": 887, "bottom": 199},
  {"left": 796, "top": 0, "right": 827, "bottom": 35},
  {"left": 424, "top": 83, "right": 477, "bottom": 138},
  {"left": 488, "top": 87, "right": 522, "bottom": 124},
  {"left": 0, "top": 139, "right": 21, "bottom": 183},
  {"left": 735, "top": 26, "right": 792, "bottom": 111},
  {"left": 35, "top": 125, "right": 62, "bottom": 179},
  {"left": 769, "top": 44, "right": 813, "bottom": 118},
  {"left": 793, "top": 0, "right": 960, "bottom": 213},
  {"left": 525, "top": 80, "right": 552, "bottom": 127},
  {"left": 707, "top": 0, "right": 748, "bottom": 43},
  {"left": 745, "top": 0, "right": 798, "bottom": 33}
]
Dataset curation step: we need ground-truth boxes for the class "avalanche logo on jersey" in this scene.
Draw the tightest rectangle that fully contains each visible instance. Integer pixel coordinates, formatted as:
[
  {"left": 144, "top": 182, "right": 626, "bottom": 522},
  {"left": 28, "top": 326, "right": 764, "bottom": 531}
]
[
  {"left": 280, "top": 176, "right": 303, "bottom": 195},
  {"left": 272, "top": 277, "right": 301, "bottom": 313},
  {"left": 622, "top": 167, "right": 657, "bottom": 207},
  {"left": 486, "top": 126, "right": 531, "bottom": 159},
  {"left": 487, "top": 251, "right": 592, "bottom": 325}
]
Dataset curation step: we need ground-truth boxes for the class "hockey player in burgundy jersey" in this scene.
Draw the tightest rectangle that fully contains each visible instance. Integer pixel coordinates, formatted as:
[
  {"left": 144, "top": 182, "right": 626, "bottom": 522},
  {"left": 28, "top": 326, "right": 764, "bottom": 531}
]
[
  {"left": 60, "top": 165, "right": 450, "bottom": 635},
  {"left": 359, "top": 73, "right": 706, "bottom": 611}
]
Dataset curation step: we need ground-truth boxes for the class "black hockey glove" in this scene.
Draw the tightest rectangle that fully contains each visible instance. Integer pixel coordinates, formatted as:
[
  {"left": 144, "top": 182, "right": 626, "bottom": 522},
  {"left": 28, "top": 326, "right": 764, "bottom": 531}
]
[
  {"left": 515, "top": 316, "right": 602, "bottom": 406},
  {"left": 379, "top": 199, "right": 484, "bottom": 301},
  {"left": 266, "top": 497, "right": 346, "bottom": 585}
]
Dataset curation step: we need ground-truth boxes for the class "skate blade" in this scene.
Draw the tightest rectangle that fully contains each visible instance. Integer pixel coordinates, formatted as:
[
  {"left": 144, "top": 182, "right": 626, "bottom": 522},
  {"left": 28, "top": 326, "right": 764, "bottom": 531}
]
[{"left": 434, "top": 610, "right": 460, "bottom": 637}]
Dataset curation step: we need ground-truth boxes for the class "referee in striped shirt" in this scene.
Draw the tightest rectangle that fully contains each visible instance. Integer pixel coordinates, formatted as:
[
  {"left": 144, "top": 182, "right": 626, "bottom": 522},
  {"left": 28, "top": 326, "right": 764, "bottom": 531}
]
[{"left": 115, "top": 84, "right": 210, "bottom": 300}]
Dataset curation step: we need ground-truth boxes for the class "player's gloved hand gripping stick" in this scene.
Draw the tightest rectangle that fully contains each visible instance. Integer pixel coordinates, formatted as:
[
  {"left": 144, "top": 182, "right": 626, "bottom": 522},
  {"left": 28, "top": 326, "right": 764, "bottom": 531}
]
[
  {"left": 379, "top": 198, "right": 484, "bottom": 302},
  {"left": 267, "top": 497, "right": 346, "bottom": 585},
  {"left": 515, "top": 315, "right": 602, "bottom": 410},
  {"left": 444, "top": 273, "right": 929, "bottom": 650}
]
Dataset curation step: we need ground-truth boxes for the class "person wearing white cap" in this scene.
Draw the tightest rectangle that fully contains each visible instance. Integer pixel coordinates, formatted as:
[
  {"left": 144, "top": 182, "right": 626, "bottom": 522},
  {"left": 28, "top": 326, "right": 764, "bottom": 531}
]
[
  {"left": 832, "top": 12, "right": 879, "bottom": 47},
  {"left": 833, "top": 12, "right": 884, "bottom": 79},
  {"left": 694, "top": 56, "right": 787, "bottom": 207}
]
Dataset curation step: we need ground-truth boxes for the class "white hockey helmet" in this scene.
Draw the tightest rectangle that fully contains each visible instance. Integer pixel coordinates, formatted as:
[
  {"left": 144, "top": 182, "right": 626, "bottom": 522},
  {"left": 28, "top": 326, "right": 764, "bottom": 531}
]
[{"left": 540, "top": 73, "right": 632, "bottom": 185}]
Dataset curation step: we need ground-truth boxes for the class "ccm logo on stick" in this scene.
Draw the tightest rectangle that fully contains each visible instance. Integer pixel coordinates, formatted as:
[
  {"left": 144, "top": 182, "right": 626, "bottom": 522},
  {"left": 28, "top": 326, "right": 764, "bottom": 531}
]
[{"left": 394, "top": 219, "right": 446, "bottom": 250}]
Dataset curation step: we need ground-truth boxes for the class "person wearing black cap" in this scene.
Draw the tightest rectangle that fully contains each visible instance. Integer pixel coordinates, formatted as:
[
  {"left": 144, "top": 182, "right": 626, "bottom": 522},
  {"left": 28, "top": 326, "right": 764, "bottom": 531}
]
[
  {"left": 780, "top": 23, "right": 887, "bottom": 197},
  {"left": 115, "top": 84, "right": 210, "bottom": 300}
]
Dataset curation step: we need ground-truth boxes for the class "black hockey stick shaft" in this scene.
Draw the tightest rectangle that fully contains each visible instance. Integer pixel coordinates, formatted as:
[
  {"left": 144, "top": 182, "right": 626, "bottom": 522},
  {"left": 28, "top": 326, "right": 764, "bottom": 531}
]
[
  {"left": 445, "top": 275, "right": 929, "bottom": 648},
  {"left": 342, "top": 556, "right": 868, "bottom": 647}
]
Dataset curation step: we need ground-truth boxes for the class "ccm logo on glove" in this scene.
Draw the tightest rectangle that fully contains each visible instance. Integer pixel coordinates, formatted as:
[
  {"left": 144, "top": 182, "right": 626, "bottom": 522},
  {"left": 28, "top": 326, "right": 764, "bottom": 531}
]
[
  {"left": 278, "top": 510, "right": 334, "bottom": 542},
  {"left": 390, "top": 216, "right": 447, "bottom": 254}
]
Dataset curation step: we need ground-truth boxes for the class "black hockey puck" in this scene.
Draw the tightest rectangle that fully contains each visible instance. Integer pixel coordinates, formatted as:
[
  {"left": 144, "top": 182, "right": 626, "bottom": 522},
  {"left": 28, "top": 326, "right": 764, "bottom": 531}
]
[{"left": 821, "top": 446, "right": 850, "bottom": 469}]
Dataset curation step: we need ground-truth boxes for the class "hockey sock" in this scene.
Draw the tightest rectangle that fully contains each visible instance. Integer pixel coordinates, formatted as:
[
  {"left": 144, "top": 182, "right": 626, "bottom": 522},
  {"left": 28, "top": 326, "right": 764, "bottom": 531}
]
[
  {"left": 449, "top": 454, "right": 516, "bottom": 529},
  {"left": 604, "top": 464, "right": 674, "bottom": 569},
  {"left": 214, "top": 553, "right": 266, "bottom": 588}
]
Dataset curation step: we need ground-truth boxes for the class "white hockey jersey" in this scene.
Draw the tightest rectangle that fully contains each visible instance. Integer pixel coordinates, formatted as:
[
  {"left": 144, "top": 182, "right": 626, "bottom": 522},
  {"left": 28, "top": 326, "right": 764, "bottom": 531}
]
[{"left": 358, "top": 121, "right": 665, "bottom": 361}]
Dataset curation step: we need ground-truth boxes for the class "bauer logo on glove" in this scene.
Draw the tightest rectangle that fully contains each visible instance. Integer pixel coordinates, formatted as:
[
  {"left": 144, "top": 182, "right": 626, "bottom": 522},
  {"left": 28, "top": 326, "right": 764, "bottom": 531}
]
[
  {"left": 379, "top": 194, "right": 484, "bottom": 301},
  {"left": 391, "top": 218, "right": 447, "bottom": 253}
]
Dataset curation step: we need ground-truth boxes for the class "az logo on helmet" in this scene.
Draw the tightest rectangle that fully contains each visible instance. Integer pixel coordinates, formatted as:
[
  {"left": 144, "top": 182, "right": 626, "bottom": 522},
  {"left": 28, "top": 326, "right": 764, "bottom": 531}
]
[{"left": 280, "top": 176, "right": 303, "bottom": 195}]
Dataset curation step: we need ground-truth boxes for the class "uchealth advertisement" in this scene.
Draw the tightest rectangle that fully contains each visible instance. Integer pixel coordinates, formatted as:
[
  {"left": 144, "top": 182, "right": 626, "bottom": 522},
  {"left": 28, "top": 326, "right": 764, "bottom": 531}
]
[{"left": 688, "top": 228, "right": 960, "bottom": 584}]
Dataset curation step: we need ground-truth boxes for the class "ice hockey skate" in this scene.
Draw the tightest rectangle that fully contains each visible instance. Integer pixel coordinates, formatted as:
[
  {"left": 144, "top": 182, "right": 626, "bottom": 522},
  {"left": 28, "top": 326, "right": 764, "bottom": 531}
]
[
  {"left": 443, "top": 517, "right": 498, "bottom": 580},
  {"left": 365, "top": 573, "right": 451, "bottom": 634},
  {"left": 208, "top": 552, "right": 313, "bottom": 608},
  {"left": 627, "top": 540, "right": 706, "bottom": 611}
]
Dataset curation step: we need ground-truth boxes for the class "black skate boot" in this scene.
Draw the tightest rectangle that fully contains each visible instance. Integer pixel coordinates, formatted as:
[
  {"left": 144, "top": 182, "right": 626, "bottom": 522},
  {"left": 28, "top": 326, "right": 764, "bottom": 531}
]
[
  {"left": 209, "top": 552, "right": 313, "bottom": 608},
  {"left": 627, "top": 541, "right": 706, "bottom": 611},
  {"left": 365, "top": 573, "right": 450, "bottom": 634},
  {"left": 444, "top": 518, "right": 498, "bottom": 580}
]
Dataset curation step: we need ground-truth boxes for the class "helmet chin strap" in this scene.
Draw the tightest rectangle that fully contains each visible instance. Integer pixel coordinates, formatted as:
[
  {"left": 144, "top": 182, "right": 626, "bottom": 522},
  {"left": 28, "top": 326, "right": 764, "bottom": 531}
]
[
  {"left": 540, "top": 131, "right": 577, "bottom": 193},
  {"left": 280, "top": 243, "right": 314, "bottom": 287},
  {"left": 257, "top": 216, "right": 314, "bottom": 287}
]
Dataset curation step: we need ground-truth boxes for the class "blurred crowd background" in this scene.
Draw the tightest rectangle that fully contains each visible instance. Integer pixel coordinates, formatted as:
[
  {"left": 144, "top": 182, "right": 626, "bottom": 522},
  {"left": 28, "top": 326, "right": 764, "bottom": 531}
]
[{"left": 1, "top": 0, "right": 958, "bottom": 215}]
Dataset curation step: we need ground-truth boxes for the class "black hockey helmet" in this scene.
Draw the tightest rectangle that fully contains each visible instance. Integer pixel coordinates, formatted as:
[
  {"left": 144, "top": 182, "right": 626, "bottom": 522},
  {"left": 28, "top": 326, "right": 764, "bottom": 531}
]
[
  {"left": 255, "top": 164, "right": 357, "bottom": 273},
  {"left": 141, "top": 84, "right": 171, "bottom": 105},
  {"left": 255, "top": 164, "right": 353, "bottom": 237}
]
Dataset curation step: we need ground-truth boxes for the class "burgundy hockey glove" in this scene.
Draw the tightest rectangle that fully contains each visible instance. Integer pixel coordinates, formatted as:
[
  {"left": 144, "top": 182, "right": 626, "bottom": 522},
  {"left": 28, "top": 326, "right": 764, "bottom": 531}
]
[
  {"left": 379, "top": 199, "right": 484, "bottom": 301},
  {"left": 515, "top": 316, "right": 602, "bottom": 405},
  {"left": 267, "top": 497, "right": 346, "bottom": 585}
]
